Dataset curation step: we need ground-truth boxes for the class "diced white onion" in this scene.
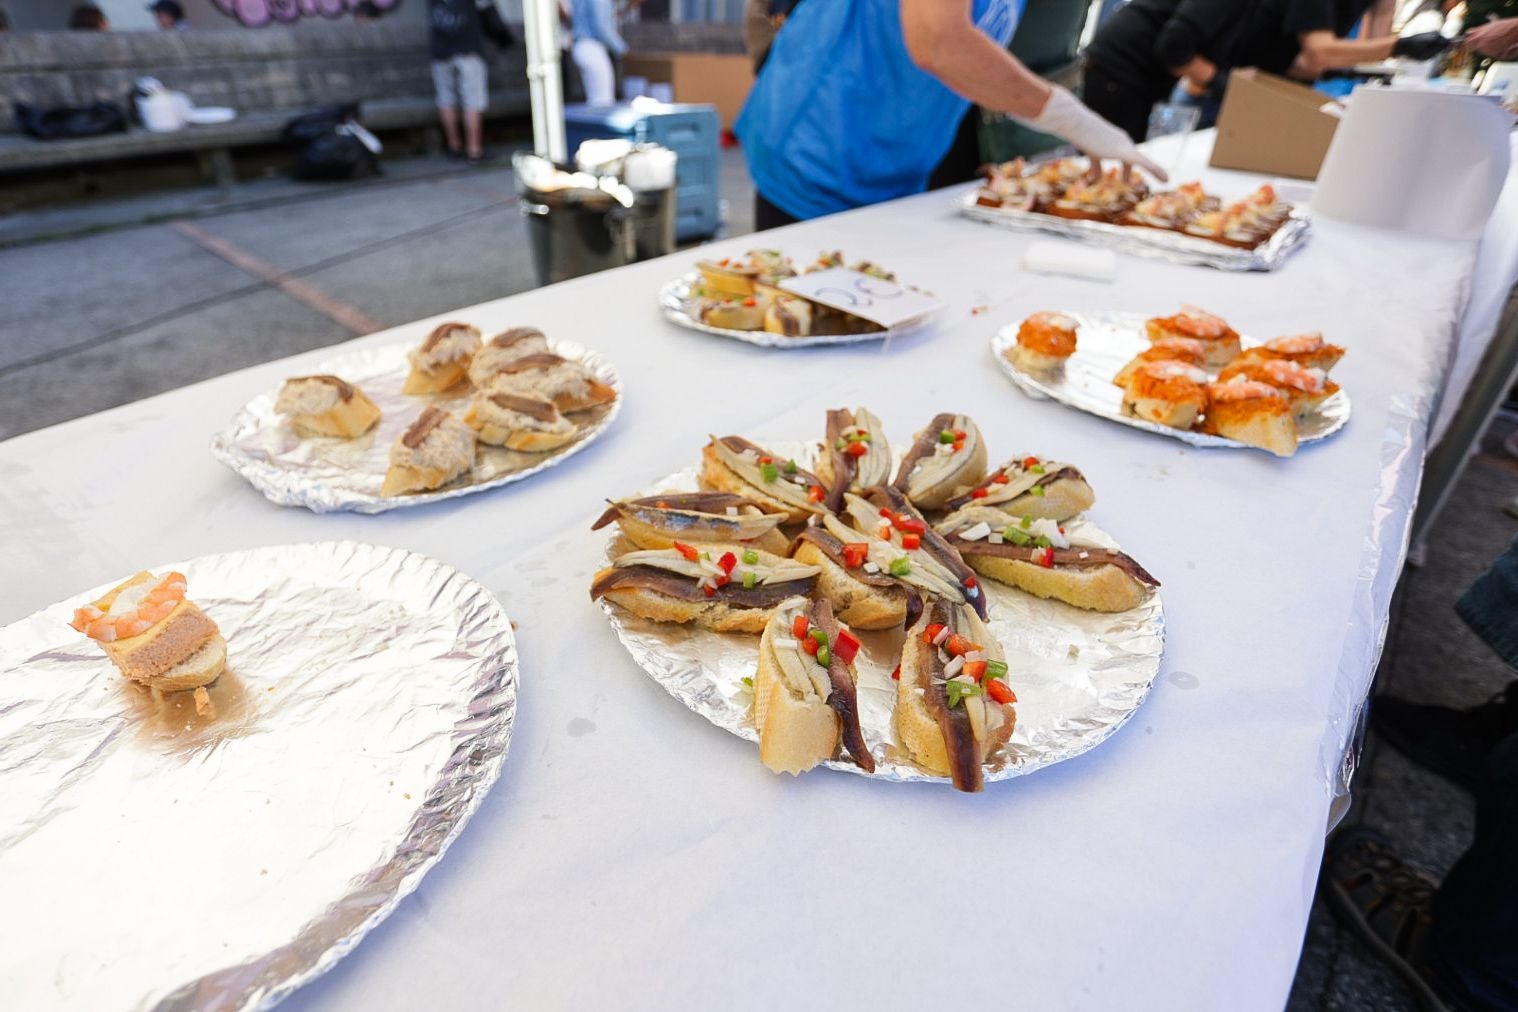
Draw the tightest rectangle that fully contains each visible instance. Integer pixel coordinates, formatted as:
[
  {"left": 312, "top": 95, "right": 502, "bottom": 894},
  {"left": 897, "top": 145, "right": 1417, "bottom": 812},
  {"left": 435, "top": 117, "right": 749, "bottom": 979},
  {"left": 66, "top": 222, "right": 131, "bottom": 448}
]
[
  {"left": 959, "top": 521, "right": 991, "bottom": 542},
  {"left": 932, "top": 626, "right": 951, "bottom": 646},
  {"left": 1078, "top": 551, "right": 1089, "bottom": 559},
  {"left": 726, "top": 506, "right": 739, "bottom": 516},
  {"left": 773, "top": 637, "right": 799, "bottom": 651},
  {"left": 944, "top": 655, "right": 965, "bottom": 678},
  {"left": 989, "top": 531, "right": 1004, "bottom": 544},
  {"left": 965, "top": 650, "right": 985, "bottom": 663},
  {"left": 863, "top": 562, "right": 880, "bottom": 574}
]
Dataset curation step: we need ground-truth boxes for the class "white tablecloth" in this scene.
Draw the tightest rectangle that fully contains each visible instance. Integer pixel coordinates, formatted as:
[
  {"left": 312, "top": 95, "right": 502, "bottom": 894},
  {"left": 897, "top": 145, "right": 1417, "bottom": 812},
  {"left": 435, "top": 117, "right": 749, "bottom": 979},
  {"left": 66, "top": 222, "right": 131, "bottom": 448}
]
[{"left": 0, "top": 135, "right": 1499, "bottom": 1010}]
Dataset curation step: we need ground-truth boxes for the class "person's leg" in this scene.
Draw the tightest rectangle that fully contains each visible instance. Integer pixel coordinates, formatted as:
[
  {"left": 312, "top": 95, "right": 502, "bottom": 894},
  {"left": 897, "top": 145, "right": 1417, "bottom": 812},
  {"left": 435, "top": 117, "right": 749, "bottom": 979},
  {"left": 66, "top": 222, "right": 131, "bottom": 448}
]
[
  {"left": 432, "top": 59, "right": 463, "bottom": 154},
  {"left": 1429, "top": 732, "right": 1518, "bottom": 1010},
  {"left": 753, "top": 191, "right": 799, "bottom": 231},
  {"left": 1080, "top": 62, "right": 1152, "bottom": 143},
  {"left": 457, "top": 54, "right": 488, "bottom": 160},
  {"left": 572, "top": 39, "right": 616, "bottom": 105}
]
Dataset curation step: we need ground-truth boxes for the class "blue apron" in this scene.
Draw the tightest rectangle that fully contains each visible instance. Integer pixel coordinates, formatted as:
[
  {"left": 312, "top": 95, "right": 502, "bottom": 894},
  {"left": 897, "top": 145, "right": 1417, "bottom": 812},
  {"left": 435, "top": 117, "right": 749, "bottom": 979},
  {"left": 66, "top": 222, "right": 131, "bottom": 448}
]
[{"left": 736, "top": 0, "right": 1022, "bottom": 221}]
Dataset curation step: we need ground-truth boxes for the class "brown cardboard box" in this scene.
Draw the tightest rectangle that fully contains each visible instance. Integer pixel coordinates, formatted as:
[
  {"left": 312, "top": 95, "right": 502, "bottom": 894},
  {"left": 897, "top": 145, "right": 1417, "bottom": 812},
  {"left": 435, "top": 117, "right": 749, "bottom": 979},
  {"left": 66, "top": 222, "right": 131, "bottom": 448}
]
[
  {"left": 621, "top": 53, "right": 753, "bottom": 131},
  {"left": 1210, "top": 69, "right": 1341, "bottom": 179}
]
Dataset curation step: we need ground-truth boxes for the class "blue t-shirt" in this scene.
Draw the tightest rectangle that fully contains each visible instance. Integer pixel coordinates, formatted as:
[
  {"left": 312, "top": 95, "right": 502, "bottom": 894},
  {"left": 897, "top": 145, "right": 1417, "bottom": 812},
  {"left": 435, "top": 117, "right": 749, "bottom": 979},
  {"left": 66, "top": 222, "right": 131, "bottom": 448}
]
[{"left": 736, "top": 0, "right": 1022, "bottom": 221}]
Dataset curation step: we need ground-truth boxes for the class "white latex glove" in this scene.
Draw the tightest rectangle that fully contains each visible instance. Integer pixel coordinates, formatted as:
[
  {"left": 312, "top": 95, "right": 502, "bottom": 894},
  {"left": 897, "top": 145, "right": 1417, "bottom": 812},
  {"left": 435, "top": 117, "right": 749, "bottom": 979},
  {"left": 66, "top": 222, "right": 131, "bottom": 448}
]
[{"left": 1022, "top": 85, "right": 1169, "bottom": 183}]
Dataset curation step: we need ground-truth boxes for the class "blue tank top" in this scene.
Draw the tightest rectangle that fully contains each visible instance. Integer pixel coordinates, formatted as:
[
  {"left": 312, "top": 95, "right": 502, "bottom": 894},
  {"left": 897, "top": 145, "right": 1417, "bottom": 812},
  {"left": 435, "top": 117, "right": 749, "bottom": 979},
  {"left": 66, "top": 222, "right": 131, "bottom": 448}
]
[{"left": 736, "top": 0, "right": 1023, "bottom": 221}]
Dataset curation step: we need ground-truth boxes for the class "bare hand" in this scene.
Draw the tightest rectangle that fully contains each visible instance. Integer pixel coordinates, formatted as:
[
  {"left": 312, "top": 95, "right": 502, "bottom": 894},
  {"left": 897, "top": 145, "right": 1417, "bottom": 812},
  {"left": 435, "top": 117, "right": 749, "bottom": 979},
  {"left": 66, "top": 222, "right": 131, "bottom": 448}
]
[{"left": 1465, "top": 17, "right": 1518, "bottom": 60}]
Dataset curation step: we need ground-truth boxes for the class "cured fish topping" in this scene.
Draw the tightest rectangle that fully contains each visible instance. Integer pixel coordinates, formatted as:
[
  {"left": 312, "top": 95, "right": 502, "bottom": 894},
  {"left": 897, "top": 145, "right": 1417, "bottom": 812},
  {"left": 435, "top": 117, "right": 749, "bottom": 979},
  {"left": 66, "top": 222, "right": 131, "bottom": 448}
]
[{"left": 401, "top": 405, "right": 448, "bottom": 448}]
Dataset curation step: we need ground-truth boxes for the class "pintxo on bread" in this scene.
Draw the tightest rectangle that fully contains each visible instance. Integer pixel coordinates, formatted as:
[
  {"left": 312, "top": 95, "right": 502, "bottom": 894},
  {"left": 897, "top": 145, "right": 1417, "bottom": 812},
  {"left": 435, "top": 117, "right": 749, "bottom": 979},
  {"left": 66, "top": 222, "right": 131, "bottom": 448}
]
[
  {"left": 684, "top": 248, "right": 904, "bottom": 339},
  {"left": 69, "top": 570, "right": 228, "bottom": 691},
  {"left": 591, "top": 407, "right": 1160, "bottom": 791}
]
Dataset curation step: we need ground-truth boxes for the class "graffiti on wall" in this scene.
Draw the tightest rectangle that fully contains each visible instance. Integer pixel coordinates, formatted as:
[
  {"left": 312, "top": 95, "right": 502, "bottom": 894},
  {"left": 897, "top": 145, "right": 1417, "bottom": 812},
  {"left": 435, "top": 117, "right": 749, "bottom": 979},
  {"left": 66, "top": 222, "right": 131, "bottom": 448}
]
[{"left": 211, "top": 0, "right": 402, "bottom": 27}]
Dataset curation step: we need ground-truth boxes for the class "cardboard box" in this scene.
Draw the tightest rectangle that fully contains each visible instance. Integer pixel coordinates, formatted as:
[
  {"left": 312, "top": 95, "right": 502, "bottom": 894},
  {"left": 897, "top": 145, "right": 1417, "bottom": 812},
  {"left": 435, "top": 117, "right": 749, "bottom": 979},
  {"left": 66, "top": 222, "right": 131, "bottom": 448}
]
[
  {"left": 1210, "top": 69, "right": 1341, "bottom": 180},
  {"left": 621, "top": 52, "right": 753, "bottom": 131}
]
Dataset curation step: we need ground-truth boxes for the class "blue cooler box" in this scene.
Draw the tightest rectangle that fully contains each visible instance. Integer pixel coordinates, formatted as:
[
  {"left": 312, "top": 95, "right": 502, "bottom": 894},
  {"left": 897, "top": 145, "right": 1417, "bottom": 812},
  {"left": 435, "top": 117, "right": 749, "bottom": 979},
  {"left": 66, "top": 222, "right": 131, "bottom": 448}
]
[{"left": 564, "top": 103, "right": 721, "bottom": 242}]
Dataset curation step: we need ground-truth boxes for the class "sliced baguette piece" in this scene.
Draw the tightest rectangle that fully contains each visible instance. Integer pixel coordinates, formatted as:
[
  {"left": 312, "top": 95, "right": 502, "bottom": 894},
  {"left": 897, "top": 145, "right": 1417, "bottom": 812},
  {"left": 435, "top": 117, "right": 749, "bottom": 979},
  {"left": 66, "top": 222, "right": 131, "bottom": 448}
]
[
  {"left": 754, "top": 598, "right": 839, "bottom": 774},
  {"left": 792, "top": 539, "right": 911, "bottom": 630},
  {"left": 140, "top": 633, "right": 228, "bottom": 691},
  {"left": 1203, "top": 381, "right": 1297, "bottom": 457},
  {"left": 276, "top": 375, "right": 381, "bottom": 438},
  {"left": 964, "top": 554, "right": 1151, "bottom": 613}
]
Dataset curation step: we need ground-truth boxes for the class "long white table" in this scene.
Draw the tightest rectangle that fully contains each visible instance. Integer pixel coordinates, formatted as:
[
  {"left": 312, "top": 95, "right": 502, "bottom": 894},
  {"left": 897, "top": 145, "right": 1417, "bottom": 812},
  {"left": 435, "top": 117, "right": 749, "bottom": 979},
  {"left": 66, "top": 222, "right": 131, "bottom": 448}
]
[{"left": 0, "top": 135, "right": 1500, "bottom": 1009}]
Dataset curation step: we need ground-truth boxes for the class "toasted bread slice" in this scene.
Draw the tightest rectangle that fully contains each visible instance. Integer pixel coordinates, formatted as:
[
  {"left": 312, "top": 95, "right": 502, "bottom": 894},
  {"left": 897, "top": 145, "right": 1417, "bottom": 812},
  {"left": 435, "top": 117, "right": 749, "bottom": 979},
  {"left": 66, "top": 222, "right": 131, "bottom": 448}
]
[
  {"left": 1122, "top": 361, "right": 1208, "bottom": 429},
  {"left": 590, "top": 580, "right": 777, "bottom": 633},
  {"left": 699, "top": 300, "right": 765, "bottom": 331},
  {"left": 964, "top": 555, "right": 1150, "bottom": 613},
  {"left": 140, "top": 633, "right": 227, "bottom": 691},
  {"left": 84, "top": 572, "right": 223, "bottom": 688},
  {"left": 403, "top": 360, "right": 468, "bottom": 395},
  {"left": 754, "top": 609, "right": 839, "bottom": 774},
  {"left": 792, "top": 540, "right": 910, "bottom": 630},
  {"left": 895, "top": 611, "right": 1015, "bottom": 783},
  {"left": 1203, "top": 382, "right": 1297, "bottom": 456}
]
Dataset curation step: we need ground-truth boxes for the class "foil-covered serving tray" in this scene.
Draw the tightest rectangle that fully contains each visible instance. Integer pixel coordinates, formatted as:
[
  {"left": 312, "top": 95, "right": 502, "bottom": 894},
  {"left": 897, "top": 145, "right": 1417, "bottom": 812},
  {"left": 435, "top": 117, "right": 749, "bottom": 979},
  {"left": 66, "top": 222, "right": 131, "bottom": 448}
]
[
  {"left": 211, "top": 338, "right": 622, "bottom": 514},
  {"left": 658, "top": 272, "right": 941, "bottom": 348},
  {"left": 990, "top": 312, "right": 1351, "bottom": 451},
  {"left": 595, "top": 443, "right": 1165, "bottom": 785},
  {"left": 0, "top": 541, "right": 518, "bottom": 1011},
  {"left": 958, "top": 190, "right": 1311, "bottom": 272}
]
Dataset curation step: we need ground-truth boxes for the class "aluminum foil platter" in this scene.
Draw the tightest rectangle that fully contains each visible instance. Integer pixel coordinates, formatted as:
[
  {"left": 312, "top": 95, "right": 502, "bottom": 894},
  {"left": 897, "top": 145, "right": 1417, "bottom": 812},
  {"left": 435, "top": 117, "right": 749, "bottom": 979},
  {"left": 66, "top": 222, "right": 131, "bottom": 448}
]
[
  {"left": 211, "top": 338, "right": 621, "bottom": 514},
  {"left": 958, "top": 191, "right": 1311, "bottom": 272},
  {"left": 0, "top": 541, "right": 518, "bottom": 1011},
  {"left": 658, "top": 272, "right": 941, "bottom": 348},
  {"left": 990, "top": 312, "right": 1351, "bottom": 451},
  {"left": 594, "top": 441, "right": 1165, "bottom": 785}
]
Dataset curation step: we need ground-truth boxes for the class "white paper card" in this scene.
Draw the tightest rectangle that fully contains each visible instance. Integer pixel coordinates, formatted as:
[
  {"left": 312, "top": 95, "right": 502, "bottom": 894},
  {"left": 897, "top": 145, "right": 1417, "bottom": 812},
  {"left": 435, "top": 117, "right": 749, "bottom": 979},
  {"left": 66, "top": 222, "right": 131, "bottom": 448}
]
[{"left": 778, "top": 268, "right": 945, "bottom": 328}]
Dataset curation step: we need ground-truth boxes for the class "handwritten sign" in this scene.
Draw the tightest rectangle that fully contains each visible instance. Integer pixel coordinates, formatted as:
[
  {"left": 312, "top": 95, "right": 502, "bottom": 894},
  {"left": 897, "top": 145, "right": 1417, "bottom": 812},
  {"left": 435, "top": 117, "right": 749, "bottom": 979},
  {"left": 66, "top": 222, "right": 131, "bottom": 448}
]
[{"left": 778, "top": 268, "right": 944, "bottom": 330}]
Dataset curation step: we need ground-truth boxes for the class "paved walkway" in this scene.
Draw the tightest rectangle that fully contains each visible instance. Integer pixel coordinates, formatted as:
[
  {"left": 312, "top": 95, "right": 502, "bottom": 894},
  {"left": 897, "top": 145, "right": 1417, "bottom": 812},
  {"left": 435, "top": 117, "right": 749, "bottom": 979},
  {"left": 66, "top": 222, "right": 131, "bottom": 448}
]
[{"left": 1, "top": 149, "right": 1515, "bottom": 1009}]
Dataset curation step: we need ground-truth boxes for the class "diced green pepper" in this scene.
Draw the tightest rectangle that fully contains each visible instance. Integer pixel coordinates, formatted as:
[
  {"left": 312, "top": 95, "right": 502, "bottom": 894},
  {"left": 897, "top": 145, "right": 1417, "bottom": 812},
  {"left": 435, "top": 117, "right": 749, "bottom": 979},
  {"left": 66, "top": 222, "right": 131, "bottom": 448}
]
[
  {"left": 783, "top": 459, "right": 798, "bottom": 474},
  {"left": 1029, "top": 485, "right": 1046, "bottom": 498},
  {"left": 816, "top": 645, "right": 832, "bottom": 667},
  {"left": 760, "top": 461, "right": 779, "bottom": 483},
  {"left": 1034, "top": 535, "right": 1052, "bottom": 549},
  {"left": 742, "top": 570, "right": 757, "bottom": 589},
  {"left": 889, "top": 556, "right": 911, "bottom": 577},
  {"left": 938, "top": 430, "right": 956, "bottom": 444},
  {"left": 741, "top": 549, "right": 759, "bottom": 565},
  {"left": 1031, "top": 465, "right": 1046, "bottom": 475},
  {"left": 1005, "top": 527, "right": 1031, "bottom": 546},
  {"left": 741, "top": 676, "right": 754, "bottom": 687},
  {"left": 810, "top": 628, "right": 829, "bottom": 646},
  {"left": 1020, "top": 516, "right": 1033, "bottom": 530},
  {"left": 945, "top": 679, "right": 985, "bottom": 708},
  {"left": 985, "top": 659, "right": 1009, "bottom": 680}
]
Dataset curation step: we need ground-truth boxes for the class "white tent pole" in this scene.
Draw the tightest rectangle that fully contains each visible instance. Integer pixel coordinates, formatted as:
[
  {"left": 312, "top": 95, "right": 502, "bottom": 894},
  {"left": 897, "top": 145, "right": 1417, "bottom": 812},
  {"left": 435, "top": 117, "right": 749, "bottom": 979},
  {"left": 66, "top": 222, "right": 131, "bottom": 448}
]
[{"left": 521, "top": 0, "right": 567, "bottom": 163}]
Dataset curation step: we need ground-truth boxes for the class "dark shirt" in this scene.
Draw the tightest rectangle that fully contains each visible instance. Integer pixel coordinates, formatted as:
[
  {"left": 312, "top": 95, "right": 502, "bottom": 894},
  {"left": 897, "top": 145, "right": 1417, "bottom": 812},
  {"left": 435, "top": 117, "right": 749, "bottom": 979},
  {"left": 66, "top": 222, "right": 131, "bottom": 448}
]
[
  {"left": 1087, "top": 0, "right": 1255, "bottom": 88},
  {"left": 429, "top": 0, "right": 484, "bottom": 60},
  {"left": 1228, "top": 0, "right": 1374, "bottom": 75}
]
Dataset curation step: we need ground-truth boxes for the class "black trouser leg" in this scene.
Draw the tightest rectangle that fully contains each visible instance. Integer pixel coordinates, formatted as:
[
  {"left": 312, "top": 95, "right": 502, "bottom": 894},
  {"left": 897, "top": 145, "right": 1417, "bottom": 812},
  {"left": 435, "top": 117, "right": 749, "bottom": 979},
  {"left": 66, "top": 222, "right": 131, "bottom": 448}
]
[
  {"left": 1430, "top": 732, "right": 1518, "bottom": 1010},
  {"left": 1081, "top": 63, "right": 1156, "bottom": 144},
  {"left": 754, "top": 191, "right": 800, "bottom": 231}
]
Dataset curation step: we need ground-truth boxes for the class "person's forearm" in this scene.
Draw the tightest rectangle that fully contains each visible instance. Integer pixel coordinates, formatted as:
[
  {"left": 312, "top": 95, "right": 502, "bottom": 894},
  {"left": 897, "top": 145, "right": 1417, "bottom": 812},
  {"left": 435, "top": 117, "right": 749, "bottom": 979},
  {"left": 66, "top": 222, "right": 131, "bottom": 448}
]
[
  {"left": 900, "top": 1, "right": 1049, "bottom": 119},
  {"left": 1172, "top": 55, "right": 1215, "bottom": 82},
  {"left": 1297, "top": 33, "right": 1394, "bottom": 74}
]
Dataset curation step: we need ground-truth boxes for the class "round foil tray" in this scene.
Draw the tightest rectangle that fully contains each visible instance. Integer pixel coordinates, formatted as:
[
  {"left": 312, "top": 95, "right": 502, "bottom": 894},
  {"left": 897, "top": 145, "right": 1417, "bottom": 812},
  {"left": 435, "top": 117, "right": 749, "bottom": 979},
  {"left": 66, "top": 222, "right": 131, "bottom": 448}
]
[
  {"left": 211, "top": 338, "right": 622, "bottom": 514},
  {"left": 658, "top": 272, "right": 940, "bottom": 348},
  {"left": 0, "top": 541, "right": 518, "bottom": 1011},
  {"left": 990, "top": 313, "right": 1350, "bottom": 451},
  {"left": 594, "top": 441, "right": 1165, "bottom": 785}
]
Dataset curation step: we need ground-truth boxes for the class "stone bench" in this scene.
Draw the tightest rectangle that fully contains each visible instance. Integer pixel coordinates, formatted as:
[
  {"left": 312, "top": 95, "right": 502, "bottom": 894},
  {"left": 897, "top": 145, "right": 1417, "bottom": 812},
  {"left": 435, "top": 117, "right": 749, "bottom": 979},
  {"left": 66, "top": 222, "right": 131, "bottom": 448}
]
[{"left": 0, "top": 24, "right": 529, "bottom": 183}]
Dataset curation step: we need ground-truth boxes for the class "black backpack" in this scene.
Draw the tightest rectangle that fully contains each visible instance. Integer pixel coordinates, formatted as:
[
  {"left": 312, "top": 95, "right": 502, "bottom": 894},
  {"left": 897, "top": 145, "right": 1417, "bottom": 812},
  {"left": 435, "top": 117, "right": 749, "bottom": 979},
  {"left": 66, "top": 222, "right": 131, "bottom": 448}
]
[{"left": 281, "top": 104, "right": 381, "bottom": 181}]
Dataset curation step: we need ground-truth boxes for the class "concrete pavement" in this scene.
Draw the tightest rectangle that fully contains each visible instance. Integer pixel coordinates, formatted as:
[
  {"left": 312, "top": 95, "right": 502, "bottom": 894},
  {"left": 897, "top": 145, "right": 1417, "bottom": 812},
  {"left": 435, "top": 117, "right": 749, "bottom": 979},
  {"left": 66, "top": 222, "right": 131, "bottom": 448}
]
[{"left": 1, "top": 148, "right": 1515, "bottom": 1009}]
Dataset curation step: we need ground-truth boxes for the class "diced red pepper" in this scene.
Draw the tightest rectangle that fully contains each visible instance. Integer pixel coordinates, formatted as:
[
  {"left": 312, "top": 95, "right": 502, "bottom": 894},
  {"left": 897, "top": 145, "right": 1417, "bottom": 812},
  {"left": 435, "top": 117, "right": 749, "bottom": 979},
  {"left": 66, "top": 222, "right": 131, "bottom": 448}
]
[
  {"left": 963, "top": 660, "right": 988, "bottom": 682},
  {"left": 944, "top": 633, "right": 978, "bottom": 657},
  {"left": 1022, "top": 456, "right": 1040, "bottom": 468},
  {"left": 971, "top": 487, "right": 989, "bottom": 500},
  {"left": 842, "top": 542, "right": 869, "bottom": 568},
  {"left": 806, "top": 484, "right": 825, "bottom": 503},
  {"left": 702, "top": 583, "right": 716, "bottom": 598},
  {"left": 656, "top": 499, "right": 670, "bottom": 507},
  {"left": 673, "top": 541, "right": 699, "bottom": 562},
  {"left": 801, "top": 636, "right": 820, "bottom": 656},
  {"left": 834, "top": 629, "right": 861, "bottom": 665},
  {"left": 891, "top": 664, "right": 901, "bottom": 681},
  {"left": 991, "top": 474, "right": 1010, "bottom": 485},
  {"left": 1038, "top": 547, "right": 1055, "bottom": 568},
  {"left": 952, "top": 440, "right": 965, "bottom": 453},
  {"left": 986, "top": 679, "right": 1016, "bottom": 704},
  {"left": 921, "top": 622, "right": 946, "bottom": 645},
  {"left": 879, "top": 508, "right": 893, "bottom": 518},
  {"left": 742, "top": 296, "right": 756, "bottom": 307},
  {"left": 717, "top": 551, "right": 737, "bottom": 575},
  {"left": 714, "top": 573, "right": 731, "bottom": 588},
  {"left": 894, "top": 516, "right": 927, "bottom": 535},
  {"left": 792, "top": 614, "right": 809, "bottom": 640},
  {"left": 964, "top": 575, "right": 978, "bottom": 590},
  {"left": 901, "top": 533, "right": 921, "bottom": 550},
  {"left": 878, "top": 524, "right": 893, "bottom": 541},
  {"left": 845, "top": 441, "right": 869, "bottom": 458},
  {"left": 954, "top": 430, "right": 967, "bottom": 441},
  {"left": 759, "top": 455, "right": 773, "bottom": 465}
]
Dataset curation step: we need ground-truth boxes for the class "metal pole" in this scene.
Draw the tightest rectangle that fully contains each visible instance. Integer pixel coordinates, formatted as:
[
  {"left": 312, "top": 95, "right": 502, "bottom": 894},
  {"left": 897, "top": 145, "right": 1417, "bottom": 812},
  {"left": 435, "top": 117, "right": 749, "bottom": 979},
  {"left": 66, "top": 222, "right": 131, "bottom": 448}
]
[{"left": 521, "top": 0, "right": 567, "bottom": 163}]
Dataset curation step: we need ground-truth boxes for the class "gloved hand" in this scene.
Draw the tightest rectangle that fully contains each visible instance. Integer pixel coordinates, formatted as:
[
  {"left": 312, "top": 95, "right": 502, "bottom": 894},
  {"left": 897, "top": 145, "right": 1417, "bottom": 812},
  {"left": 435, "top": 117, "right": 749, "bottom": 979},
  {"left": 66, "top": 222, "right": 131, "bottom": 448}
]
[
  {"left": 1392, "top": 31, "right": 1452, "bottom": 60},
  {"left": 1023, "top": 85, "right": 1169, "bottom": 182}
]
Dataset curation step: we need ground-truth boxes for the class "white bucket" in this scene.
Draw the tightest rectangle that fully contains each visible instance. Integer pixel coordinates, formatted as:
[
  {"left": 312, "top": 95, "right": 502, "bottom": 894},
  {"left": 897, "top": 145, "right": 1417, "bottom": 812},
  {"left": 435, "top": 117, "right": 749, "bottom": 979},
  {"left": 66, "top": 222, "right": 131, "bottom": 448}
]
[{"left": 137, "top": 93, "right": 185, "bottom": 133}]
